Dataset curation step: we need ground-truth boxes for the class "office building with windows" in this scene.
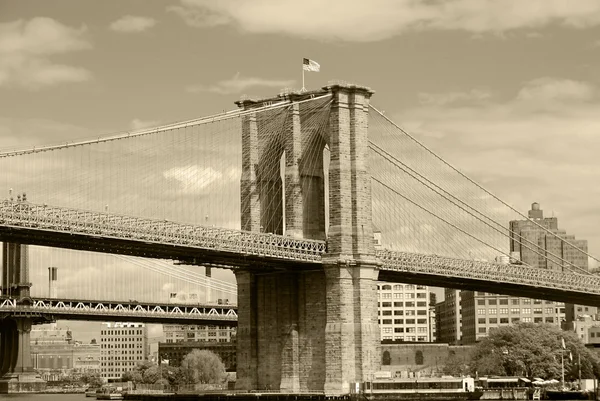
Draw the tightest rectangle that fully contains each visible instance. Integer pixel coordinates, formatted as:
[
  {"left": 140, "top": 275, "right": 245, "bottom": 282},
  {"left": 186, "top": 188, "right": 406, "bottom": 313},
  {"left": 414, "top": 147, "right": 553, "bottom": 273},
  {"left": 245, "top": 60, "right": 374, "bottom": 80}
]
[
  {"left": 377, "top": 283, "right": 431, "bottom": 342},
  {"left": 100, "top": 322, "right": 148, "bottom": 381}
]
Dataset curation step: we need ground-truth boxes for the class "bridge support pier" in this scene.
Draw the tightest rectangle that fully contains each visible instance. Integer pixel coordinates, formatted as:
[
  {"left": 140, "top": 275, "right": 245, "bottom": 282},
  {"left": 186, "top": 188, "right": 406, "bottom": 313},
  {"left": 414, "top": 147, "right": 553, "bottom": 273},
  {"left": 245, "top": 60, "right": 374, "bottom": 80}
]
[
  {"left": 0, "top": 242, "right": 46, "bottom": 393},
  {"left": 236, "top": 83, "right": 380, "bottom": 395},
  {"left": 0, "top": 317, "right": 46, "bottom": 393}
]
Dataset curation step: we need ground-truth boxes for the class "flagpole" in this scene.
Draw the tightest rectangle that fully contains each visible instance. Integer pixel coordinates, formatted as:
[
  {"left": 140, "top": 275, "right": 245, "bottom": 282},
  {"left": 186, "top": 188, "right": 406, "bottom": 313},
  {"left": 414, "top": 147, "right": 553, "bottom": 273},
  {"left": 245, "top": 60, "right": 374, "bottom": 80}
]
[
  {"left": 302, "top": 64, "right": 305, "bottom": 92},
  {"left": 561, "top": 348, "right": 565, "bottom": 390}
]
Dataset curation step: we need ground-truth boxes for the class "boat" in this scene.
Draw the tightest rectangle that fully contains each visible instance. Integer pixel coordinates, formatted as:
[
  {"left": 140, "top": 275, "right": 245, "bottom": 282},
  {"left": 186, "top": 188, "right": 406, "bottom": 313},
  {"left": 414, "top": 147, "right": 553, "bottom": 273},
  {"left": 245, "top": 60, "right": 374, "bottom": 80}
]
[
  {"left": 85, "top": 387, "right": 99, "bottom": 397},
  {"left": 366, "top": 376, "right": 484, "bottom": 400},
  {"left": 96, "top": 387, "right": 124, "bottom": 400}
]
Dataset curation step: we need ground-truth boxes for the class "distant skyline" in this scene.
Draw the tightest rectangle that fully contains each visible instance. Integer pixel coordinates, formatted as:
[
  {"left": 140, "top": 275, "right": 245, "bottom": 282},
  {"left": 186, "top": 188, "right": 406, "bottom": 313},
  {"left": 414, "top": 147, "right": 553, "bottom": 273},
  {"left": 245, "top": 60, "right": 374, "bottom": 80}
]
[{"left": 2, "top": 0, "right": 600, "bottom": 340}]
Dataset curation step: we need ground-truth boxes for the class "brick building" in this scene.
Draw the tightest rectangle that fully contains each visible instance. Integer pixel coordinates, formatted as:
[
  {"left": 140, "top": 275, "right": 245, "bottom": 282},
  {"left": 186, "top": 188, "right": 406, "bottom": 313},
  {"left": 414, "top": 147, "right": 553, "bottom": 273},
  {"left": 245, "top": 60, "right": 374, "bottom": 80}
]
[
  {"left": 100, "top": 322, "right": 148, "bottom": 381},
  {"left": 377, "top": 283, "right": 431, "bottom": 342}
]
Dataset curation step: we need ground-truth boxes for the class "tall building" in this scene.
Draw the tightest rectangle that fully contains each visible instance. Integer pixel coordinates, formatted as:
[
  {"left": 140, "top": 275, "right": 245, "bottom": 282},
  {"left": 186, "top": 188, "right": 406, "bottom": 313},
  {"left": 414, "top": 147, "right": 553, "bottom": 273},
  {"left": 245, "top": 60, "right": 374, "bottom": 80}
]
[
  {"left": 435, "top": 289, "right": 461, "bottom": 344},
  {"left": 437, "top": 202, "right": 588, "bottom": 344},
  {"left": 510, "top": 202, "right": 588, "bottom": 272},
  {"left": 100, "top": 322, "right": 149, "bottom": 381},
  {"left": 377, "top": 283, "right": 431, "bottom": 342}
]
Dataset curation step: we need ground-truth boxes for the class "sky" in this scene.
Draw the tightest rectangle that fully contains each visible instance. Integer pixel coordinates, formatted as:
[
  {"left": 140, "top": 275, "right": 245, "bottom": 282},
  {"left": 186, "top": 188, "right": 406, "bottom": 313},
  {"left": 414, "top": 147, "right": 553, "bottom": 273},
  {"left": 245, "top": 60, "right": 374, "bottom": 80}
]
[{"left": 2, "top": 0, "right": 600, "bottom": 342}]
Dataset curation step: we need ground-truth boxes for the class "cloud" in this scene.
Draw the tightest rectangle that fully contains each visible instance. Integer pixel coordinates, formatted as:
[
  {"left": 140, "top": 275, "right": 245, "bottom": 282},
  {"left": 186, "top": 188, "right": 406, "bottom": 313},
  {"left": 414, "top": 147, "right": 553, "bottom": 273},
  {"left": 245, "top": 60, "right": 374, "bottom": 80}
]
[
  {"left": 109, "top": 16, "right": 157, "bottom": 33},
  {"left": 0, "top": 17, "right": 91, "bottom": 89},
  {"left": 169, "top": 0, "right": 600, "bottom": 42},
  {"left": 130, "top": 118, "right": 160, "bottom": 130},
  {"left": 389, "top": 77, "right": 600, "bottom": 258},
  {"left": 418, "top": 89, "right": 491, "bottom": 106},
  {"left": 187, "top": 72, "right": 295, "bottom": 95},
  {"left": 163, "top": 165, "right": 240, "bottom": 194}
]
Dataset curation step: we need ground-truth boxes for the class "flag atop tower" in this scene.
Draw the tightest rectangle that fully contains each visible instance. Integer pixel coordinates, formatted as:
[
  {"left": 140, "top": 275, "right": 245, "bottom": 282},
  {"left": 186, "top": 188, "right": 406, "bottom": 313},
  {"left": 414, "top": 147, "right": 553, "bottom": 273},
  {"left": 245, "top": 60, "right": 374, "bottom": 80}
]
[{"left": 303, "top": 58, "right": 320, "bottom": 72}]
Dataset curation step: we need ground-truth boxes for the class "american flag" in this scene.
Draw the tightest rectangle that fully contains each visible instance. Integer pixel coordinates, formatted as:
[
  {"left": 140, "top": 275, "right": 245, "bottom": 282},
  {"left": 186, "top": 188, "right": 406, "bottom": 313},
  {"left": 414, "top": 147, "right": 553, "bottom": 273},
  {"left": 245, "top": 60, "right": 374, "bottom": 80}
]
[{"left": 303, "top": 58, "right": 320, "bottom": 72}]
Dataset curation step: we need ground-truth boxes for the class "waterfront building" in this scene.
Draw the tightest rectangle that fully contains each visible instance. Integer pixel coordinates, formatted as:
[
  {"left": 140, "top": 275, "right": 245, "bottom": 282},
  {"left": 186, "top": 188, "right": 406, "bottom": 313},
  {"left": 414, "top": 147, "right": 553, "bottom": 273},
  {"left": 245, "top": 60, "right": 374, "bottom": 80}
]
[
  {"left": 162, "top": 324, "right": 236, "bottom": 343},
  {"left": 377, "top": 283, "right": 431, "bottom": 342},
  {"left": 100, "top": 322, "right": 148, "bottom": 381},
  {"left": 30, "top": 326, "right": 100, "bottom": 381}
]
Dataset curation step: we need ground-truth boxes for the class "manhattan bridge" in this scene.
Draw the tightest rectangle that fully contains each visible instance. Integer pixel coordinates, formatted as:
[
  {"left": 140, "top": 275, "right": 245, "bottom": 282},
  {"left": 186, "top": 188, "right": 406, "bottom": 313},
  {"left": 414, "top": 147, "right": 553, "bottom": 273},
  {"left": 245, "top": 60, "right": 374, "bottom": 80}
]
[{"left": 0, "top": 83, "right": 598, "bottom": 394}]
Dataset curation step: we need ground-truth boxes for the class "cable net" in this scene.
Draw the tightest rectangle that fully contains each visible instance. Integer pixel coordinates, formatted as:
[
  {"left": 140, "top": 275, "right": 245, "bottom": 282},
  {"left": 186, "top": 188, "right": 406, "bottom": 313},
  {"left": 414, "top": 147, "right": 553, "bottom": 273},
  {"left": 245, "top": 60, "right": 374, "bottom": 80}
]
[{"left": 368, "top": 106, "right": 595, "bottom": 274}]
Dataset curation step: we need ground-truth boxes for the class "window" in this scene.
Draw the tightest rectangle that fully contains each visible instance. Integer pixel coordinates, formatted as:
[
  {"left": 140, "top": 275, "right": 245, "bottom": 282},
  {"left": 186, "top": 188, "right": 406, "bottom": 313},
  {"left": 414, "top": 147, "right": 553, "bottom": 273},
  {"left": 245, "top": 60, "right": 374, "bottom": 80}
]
[
  {"left": 511, "top": 317, "right": 520, "bottom": 323},
  {"left": 489, "top": 318, "right": 497, "bottom": 324},
  {"left": 382, "top": 319, "right": 392, "bottom": 324},
  {"left": 522, "top": 308, "right": 531, "bottom": 314},
  {"left": 545, "top": 308, "right": 553, "bottom": 314},
  {"left": 478, "top": 327, "right": 487, "bottom": 333},
  {"left": 382, "top": 351, "right": 391, "bottom": 365},
  {"left": 417, "top": 302, "right": 427, "bottom": 307},
  {"left": 489, "top": 308, "right": 497, "bottom": 314},
  {"left": 394, "top": 310, "right": 404, "bottom": 315},
  {"left": 382, "top": 285, "right": 392, "bottom": 290},
  {"left": 545, "top": 317, "right": 554, "bottom": 323},
  {"left": 510, "top": 308, "right": 520, "bottom": 314},
  {"left": 394, "top": 319, "right": 404, "bottom": 324},
  {"left": 522, "top": 317, "right": 531, "bottom": 323},
  {"left": 477, "top": 309, "right": 486, "bottom": 315},
  {"left": 534, "top": 308, "right": 543, "bottom": 314},
  {"left": 394, "top": 302, "right": 403, "bottom": 307},
  {"left": 382, "top": 302, "right": 392, "bottom": 307},
  {"left": 488, "top": 299, "right": 497, "bottom": 305},
  {"left": 500, "top": 308, "right": 508, "bottom": 314},
  {"left": 405, "top": 302, "right": 415, "bottom": 307},
  {"left": 512, "top": 299, "right": 520, "bottom": 305},
  {"left": 394, "top": 327, "right": 404, "bottom": 333},
  {"left": 500, "top": 318, "right": 509, "bottom": 324},
  {"left": 417, "top": 319, "right": 427, "bottom": 324},
  {"left": 534, "top": 317, "right": 543, "bottom": 323},
  {"left": 522, "top": 299, "right": 531, "bottom": 304},
  {"left": 393, "top": 285, "right": 402, "bottom": 290},
  {"left": 499, "top": 299, "right": 509, "bottom": 305},
  {"left": 415, "top": 350, "right": 424, "bottom": 365},
  {"left": 406, "top": 319, "right": 415, "bottom": 324},
  {"left": 477, "top": 300, "right": 485, "bottom": 305},
  {"left": 478, "top": 318, "right": 486, "bottom": 324}
]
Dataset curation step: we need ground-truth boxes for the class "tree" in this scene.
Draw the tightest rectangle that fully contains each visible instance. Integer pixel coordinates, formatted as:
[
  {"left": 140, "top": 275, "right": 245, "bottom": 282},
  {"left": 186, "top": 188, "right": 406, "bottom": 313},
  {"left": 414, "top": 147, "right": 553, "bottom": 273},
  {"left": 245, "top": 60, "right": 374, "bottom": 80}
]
[
  {"left": 470, "top": 323, "right": 600, "bottom": 380},
  {"left": 179, "top": 350, "right": 227, "bottom": 385},
  {"left": 443, "top": 351, "right": 469, "bottom": 376},
  {"left": 80, "top": 372, "right": 103, "bottom": 388}
]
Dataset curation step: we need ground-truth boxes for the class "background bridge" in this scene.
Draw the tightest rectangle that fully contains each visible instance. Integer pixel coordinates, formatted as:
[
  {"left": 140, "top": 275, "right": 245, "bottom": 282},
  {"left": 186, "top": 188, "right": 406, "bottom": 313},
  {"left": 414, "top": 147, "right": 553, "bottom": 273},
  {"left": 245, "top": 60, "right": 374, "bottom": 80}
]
[{"left": 0, "top": 83, "right": 598, "bottom": 394}]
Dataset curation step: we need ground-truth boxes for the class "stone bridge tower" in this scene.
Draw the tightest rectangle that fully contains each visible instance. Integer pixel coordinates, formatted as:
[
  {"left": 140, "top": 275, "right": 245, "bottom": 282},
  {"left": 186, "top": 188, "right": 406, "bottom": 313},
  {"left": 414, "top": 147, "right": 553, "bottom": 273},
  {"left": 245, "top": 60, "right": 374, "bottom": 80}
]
[{"left": 235, "top": 83, "right": 381, "bottom": 395}]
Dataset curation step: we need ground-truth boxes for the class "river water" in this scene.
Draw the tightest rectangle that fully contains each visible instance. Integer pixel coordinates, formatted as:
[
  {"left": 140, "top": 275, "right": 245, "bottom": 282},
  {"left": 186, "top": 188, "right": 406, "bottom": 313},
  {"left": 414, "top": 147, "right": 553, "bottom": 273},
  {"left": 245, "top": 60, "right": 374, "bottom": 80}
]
[{"left": 0, "top": 394, "right": 86, "bottom": 401}]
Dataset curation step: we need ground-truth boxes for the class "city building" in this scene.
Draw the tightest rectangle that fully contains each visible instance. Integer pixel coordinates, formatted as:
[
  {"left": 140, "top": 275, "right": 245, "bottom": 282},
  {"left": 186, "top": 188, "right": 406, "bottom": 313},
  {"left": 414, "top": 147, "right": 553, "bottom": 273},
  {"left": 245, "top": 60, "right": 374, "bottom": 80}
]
[
  {"left": 460, "top": 291, "right": 565, "bottom": 343},
  {"left": 509, "top": 203, "right": 588, "bottom": 273},
  {"left": 158, "top": 341, "right": 236, "bottom": 371},
  {"left": 162, "top": 324, "right": 236, "bottom": 343},
  {"left": 380, "top": 343, "right": 473, "bottom": 378},
  {"left": 30, "top": 326, "right": 100, "bottom": 382},
  {"left": 436, "top": 202, "right": 589, "bottom": 344},
  {"left": 435, "top": 289, "right": 462, "bottom": 344},
  {"left": 100, "top": 322, "right": 149, "bottom": 381},
  {"left": 377, "top": 283, "right": 431, "bottom": 342},
  {"left": 428, "top": 292, "right": 437, "bottom": 343}
]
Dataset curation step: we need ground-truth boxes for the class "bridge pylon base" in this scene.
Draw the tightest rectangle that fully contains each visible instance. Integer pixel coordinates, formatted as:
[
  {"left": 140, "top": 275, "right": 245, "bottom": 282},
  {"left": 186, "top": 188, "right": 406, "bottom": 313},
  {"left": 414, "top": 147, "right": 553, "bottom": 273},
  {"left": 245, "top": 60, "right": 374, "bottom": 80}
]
[
  {"left": 0, "top": 373, "right": 46, "bottom": 394},
  {"left": 0, "top": 317, "right": 47, "bottom": 393}
]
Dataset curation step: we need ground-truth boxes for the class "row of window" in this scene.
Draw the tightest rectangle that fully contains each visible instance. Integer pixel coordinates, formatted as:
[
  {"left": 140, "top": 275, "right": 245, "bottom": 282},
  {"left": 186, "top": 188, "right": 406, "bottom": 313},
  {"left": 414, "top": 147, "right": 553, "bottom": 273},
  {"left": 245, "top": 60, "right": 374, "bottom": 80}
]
[
  {"left": 476, "top": 308, "right": 560, "bottom": 315},
  {"left": 382, "top": 327, "right": 428, "bottom": 333},
  {"left": 475, "top": 316, "right": 554, "bottom": 324},
  {"left": 380, "top": 310, "right": 427, "bottom": 316},
  {"left": 476, "top": 298, "right": 557, "bottom": 305},
  {"left": 101, "top": 329, "right": 144, "bottom": 335},
  {"left": 101, "top": 336, "right": 144, "bottom": 341},
  {"left": 381, "top": 336, "right": 427, "bottom": 342},
  {"left": 379, "top": 285, "right": 427, "bottom": 291},
  {"left": 379, "top": 302, "right": 427, "bottom": 308},
  {"left": 379, "top": 293, "right": 427, "bottom": 299},
  {"left": 379, "top": 319, "right": 428, "bottom": 325}
]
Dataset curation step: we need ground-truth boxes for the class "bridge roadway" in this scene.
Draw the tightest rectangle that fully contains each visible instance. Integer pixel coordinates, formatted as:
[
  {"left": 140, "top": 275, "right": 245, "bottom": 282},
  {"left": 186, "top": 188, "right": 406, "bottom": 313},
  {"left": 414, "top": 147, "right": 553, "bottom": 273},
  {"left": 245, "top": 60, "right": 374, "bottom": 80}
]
[
  {"left": 1, "top": 200, "right": 600, "bottom": 305},
  {"left": 0, "top": 297, "right": 238, "bottom": 325}
]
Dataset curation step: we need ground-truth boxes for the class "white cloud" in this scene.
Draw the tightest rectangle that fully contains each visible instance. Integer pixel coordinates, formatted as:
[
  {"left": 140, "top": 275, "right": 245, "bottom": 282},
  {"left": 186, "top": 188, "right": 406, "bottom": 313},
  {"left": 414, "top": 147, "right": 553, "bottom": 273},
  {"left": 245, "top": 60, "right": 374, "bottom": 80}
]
[
  {"left": 391, "top": 77, "right": 600, "bottom": 257},
  {"left": 163, "top": 165, "right": 239, "bottom": 194},
  {"left": 110, "top": 16, "right": 157, "bottom": 33},
  {"left": 0, "top": 17, "right": 91, "bottom": 89},
  {"left": 130, "top": 118, "right": 160, "bottom": 130},
  {"left": 169, "top": 0, "right": 600, "bottom": 42},
  {"left": 419, "top": 89, "right": 491, "bottom": 106},
  {"left": 187, "top": 72, "right": 295, "bottom": 95}
]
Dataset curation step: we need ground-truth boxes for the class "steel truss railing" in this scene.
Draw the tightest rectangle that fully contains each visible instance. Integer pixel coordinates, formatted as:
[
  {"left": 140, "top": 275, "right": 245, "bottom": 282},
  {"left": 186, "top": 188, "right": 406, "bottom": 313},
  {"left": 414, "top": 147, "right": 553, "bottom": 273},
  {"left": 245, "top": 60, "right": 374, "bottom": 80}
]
[
  {"left": 376, "top": 249, "right": 600, "bottom": 295},
  {"left": 0, "top": 298, "right": 238, "bottom": 322},
  {"left": 1, "top": 201, "right": 599, "bottom": 297},
  {"left": 0, "top": 201, "right": 325, "bottom": 262}
]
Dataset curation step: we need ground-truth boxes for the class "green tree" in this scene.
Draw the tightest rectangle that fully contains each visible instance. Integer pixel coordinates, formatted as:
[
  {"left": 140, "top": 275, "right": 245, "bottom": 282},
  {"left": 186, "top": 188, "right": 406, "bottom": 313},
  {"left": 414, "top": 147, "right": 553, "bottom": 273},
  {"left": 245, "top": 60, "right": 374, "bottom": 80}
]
[
  {"left": 443, "top": 351, "right": 470, "bottom": 376},
  {"left": 179, "top": 350, "right": 227, "bottom": 385},
  {"left": 470, "top": 323, "right": 600, "bottom": 379},
  {"left": 142, "top": 366, "right": 161, "bottom": 384},
  {"left": 80, "top": 372, "right": 103, "bottom": 387}
]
